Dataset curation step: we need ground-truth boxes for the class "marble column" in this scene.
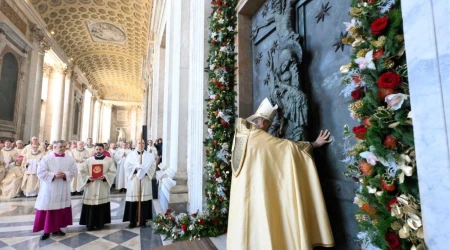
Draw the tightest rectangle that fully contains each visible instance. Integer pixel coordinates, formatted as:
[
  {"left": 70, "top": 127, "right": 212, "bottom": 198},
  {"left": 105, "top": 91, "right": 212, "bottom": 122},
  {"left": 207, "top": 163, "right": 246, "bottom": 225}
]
[
  {"left": 156, "top": 0, "right": 190, "bottom": 213},
  {"left": 38, "top": 65, "right": 52, "bottom": 142},
  {"left": 66, "top": 73, "right": 77, "bottom": 141},
  {"left": 61, "top": 69, "right": 73, "bottom": 141},
  {"left": 401, "top": 1, "right": 450, "bottom": 249},
  {"left": 49, "top": 65, "right": 67, "bottom": 141},
  {"left": 92, "top": 100, "right": 101, "bottom": 143},
  {"left": 81, "top": 88, "right": 92, "bottom": 141},
  {"left": 130, "top": 106, "right": 138, "bottom": 144},
  {"left": 88, "top": 96, "right": 96, "bottom": 138},
  {"left": 186, "top": 0, "right": 211, "bottom": 214},
  {"left": 101, "top": 104, "right": 112, "bottom": 142},
  {"left": 27, "top": 37, "right": 49, "bottom": 140}
]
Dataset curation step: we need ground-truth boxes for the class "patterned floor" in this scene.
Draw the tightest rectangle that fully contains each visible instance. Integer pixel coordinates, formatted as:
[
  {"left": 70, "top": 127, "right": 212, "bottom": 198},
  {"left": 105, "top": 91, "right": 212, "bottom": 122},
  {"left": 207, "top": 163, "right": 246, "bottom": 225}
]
[{"left": 0, "top": 190, "right": 163, "bottom": 250}]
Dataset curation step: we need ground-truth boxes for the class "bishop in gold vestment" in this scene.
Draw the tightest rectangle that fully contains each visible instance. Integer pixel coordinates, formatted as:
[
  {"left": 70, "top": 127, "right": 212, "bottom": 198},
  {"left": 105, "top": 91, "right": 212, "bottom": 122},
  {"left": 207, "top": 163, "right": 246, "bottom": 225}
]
[{"left": 227, "top": 98, "right": 334, "bottom": 250}]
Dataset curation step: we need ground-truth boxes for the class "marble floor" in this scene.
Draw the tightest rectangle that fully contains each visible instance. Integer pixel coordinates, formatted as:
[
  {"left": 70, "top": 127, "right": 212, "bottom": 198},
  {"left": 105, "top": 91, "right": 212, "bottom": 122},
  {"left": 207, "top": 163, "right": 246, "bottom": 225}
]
[{"left": 0, "top": 190, "right": 163, "bottom": 250}]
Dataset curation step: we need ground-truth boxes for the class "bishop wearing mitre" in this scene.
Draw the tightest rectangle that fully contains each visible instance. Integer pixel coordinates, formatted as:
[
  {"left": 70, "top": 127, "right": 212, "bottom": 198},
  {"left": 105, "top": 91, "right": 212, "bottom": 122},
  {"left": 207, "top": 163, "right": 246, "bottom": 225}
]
[
  {"left": 71, "top": 141, "right": 91, "bottom": 195},
  {"left": 122, "top": 139, "right": 155, "bottom": 228},
  {"left": 21, "top": 144, "right": 44, "bottom": 197},
  {"left": 227, "top": 98, "right": 334, "bottom": 250},
  {"left": 79, "top": 143, "right": 116, "bottom": 230}
]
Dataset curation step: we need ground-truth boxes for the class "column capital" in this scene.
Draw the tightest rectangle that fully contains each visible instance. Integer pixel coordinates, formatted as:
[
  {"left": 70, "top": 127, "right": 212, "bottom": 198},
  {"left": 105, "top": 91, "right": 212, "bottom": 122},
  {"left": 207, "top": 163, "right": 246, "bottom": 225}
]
[
  {"left": 71, "top": 72, "right": 78, "bottom": 81},
  {"left": 64, "top": 68, "right": 73, "bottom": 78},
  {"left": 53, "top": 63, "right": 67, "bottom": 74},
  {"left": 43, "top": 64, "right": 53, "bottom": 77}
]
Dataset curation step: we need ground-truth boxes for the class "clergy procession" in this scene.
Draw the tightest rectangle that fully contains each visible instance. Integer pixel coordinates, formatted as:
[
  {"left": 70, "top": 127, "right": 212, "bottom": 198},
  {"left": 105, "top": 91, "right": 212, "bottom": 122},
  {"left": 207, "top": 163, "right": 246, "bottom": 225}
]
[{"left": 0, "top": 136, "right": 157, "bottom": 241}]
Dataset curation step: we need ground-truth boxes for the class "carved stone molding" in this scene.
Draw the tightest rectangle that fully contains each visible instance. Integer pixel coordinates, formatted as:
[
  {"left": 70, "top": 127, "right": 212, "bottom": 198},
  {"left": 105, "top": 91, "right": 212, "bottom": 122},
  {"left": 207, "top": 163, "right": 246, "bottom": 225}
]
[{"left": 0, "top": 1, "right": 27, "bottom": 35}]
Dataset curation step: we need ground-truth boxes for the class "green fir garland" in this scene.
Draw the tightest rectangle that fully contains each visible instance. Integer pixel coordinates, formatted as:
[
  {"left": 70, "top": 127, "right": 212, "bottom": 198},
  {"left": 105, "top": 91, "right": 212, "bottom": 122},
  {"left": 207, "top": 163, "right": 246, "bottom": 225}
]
[
  {"left": 152, "top": 0, "right": 237, "bottom": 241},
  {"left": 340, "top": 0, "right": 424, "bottom": 249}
]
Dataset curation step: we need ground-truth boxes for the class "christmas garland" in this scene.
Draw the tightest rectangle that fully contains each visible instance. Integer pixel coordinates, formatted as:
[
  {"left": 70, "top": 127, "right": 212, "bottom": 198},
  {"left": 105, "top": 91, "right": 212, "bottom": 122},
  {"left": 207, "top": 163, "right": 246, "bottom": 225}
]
[
  {"left": 152, "top": 0, "right": 237, "bottom": 241},
  {"left": 340, "top": 0, "right": 424, "bottom": 249}
]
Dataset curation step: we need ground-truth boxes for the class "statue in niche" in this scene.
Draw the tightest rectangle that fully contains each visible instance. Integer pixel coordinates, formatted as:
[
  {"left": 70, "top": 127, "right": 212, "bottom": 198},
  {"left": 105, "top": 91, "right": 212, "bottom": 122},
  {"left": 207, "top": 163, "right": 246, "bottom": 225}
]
[
  {"left": 117, "top": 128, "right": 125, "bottom": 142},
  {"left": 254, "top": 0, "right": 308, "bottom": 142}
]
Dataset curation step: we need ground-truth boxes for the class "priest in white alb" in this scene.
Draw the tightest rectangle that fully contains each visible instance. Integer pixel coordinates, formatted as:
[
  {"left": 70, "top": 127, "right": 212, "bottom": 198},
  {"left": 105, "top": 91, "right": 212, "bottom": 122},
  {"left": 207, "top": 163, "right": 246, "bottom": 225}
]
[
  {"left": 1, "top": 140, "right": 18, "bottom": 165},
  {"left": 0, "top": 155, "right": 24, "bottom": 199},
  {"left": 79, "top": 143, "right": 116, "bottom": 230},
  {"left": 85, "top": 138, "right": 95, "bottom": 156},
  {"left": 114, "top": 142, "right": 130, "bottom": 192},
  {"left": 71, "top": 141, "right": 91, "bottom": 195},
  {"left": 33, "top": 140, "right": 77, "bottom": 241},
  {"left": 21, "top": 136, "right": 43, "bottom": 155},
  {"left": 21, "top": 144, "right": 43, "bottom": 197},
  {"left": 123, "top": 139, "right": 155, "bottom": 228}
]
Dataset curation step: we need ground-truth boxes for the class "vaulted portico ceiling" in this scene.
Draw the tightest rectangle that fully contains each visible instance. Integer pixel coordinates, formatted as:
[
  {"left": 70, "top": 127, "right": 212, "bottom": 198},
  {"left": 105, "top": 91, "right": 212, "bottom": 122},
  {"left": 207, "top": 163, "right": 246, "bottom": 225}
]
[{"left": 30, "top": 0, "right": 153, "bottom": 102}]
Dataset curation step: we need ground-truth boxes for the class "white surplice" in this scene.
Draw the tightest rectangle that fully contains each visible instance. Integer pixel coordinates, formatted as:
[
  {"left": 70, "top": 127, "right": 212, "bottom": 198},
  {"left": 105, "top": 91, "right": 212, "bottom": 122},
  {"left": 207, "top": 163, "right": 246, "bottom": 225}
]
[
  {"left": 21, "top": 151, "right": 44, "bottom": 196},
  {"left": 80, "top": 156, "right": 116, "bottom": 205},
  {"left": 114, "top": 148, "right": 131, "bottom": 189},
  {"left": 71, "top": 148, "right": 91, "bottom": 192},
  {"left": 124, "top": 150, "right": 155, "bottom": 202},
  {"left": 35, "top": 153, "right": 77, "bottom": 210}
]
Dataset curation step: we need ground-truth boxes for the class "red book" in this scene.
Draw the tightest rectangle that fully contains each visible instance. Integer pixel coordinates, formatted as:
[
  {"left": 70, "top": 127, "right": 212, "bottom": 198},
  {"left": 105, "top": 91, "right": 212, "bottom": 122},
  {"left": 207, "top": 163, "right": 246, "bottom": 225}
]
[{"left": 92, "top": 164, "right": 103, "bottom": 179}]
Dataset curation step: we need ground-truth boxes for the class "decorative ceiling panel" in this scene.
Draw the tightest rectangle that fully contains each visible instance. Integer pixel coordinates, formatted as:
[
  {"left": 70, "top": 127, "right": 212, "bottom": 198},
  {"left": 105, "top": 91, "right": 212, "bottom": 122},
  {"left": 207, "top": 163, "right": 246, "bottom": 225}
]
[{"left": 32, "top": 0, "right": 152, "bottom": 102}]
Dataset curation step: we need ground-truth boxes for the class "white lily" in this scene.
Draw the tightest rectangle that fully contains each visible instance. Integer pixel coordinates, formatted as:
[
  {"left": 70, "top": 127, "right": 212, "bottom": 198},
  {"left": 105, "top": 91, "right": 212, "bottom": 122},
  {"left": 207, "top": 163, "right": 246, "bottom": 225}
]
[
  {"left": 385, "top": 93, "right": 409, "bottom": 110},
  {"left": 397, "top": 154, "right": 413, "bottom": 183},
  {"left": 344, "top": 18, "right": 360, "bottom": 31},
  {"left": 209, "top": 64, "right": 215, "bottom": 70},
  {"left": 360, "top": 151, "right": 378, "bottom": 166},
  {"left": 354, "top": 50, "right": 376, "bottom": 70},
  {"left": 399, "top": 224, "right": 410, "bottom": 238},
  {"left": 367, "top": 185, "right": 377, "bottom": 194}
]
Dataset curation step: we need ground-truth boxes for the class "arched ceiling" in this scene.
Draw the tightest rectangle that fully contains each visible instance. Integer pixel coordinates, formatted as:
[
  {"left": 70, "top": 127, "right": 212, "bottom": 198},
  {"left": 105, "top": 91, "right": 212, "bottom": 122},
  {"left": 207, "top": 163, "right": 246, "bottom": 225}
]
[{"left": 31, "top": 0, "right": 152, "bottom": 102}]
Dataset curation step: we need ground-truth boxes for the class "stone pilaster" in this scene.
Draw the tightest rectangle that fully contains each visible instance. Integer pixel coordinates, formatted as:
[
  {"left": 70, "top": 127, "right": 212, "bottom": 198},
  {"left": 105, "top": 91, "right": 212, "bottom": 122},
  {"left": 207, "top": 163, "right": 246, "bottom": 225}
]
[
  {"left": 38, "top": 64, "right": 52, "bottom": 141},
  {"left": 80, "top": 88, "right": 92, "bottom": 141},
  {"left": 88, "top": 96, "right": 96, "bottom": 138}
]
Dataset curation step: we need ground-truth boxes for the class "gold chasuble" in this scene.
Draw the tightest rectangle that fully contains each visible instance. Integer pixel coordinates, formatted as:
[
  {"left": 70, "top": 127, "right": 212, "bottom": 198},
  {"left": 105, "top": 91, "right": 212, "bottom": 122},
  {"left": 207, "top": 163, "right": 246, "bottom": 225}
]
[{"left": 227, "top": 118, "right": 334, "bottom": 250}]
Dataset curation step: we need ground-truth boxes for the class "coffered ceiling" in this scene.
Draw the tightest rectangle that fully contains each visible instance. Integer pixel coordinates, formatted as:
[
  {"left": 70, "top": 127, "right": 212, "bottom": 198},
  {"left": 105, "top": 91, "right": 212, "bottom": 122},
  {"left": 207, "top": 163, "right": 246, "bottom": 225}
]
[{"left": 31, "top": 0, "right": 152, "bottom": 102}]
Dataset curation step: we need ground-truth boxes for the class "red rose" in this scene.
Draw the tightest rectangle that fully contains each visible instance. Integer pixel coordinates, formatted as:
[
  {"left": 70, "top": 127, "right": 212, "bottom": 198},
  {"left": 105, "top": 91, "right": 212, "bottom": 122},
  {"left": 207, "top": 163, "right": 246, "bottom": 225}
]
[
  {"left": 170, "top": 216, "right": 175, "bottom": 221},
  {"left": 199, "top": 219, "right": 205, "bottom": 225},
  {"left": 367, "top": 0, "right": 375, "bottom": 4},
  {"left": 377, "top": 72, "right": 402, "bottom": 89},
  {"left": 352, "top": 75, "right": 361, "bottom": 84},
  {"left": 166, "top": 209, "right": 172, "bottom": 213},
  {"left": 363, "top": 117, "right": 372, "bottom": 127},
  {"left": 215, "top": 81, "right": 221, "bottom": 87},
  {"left": 387, "top": 198, "right": 398, "bottom": 212},
  {"left": 215, "top": 172, "right": 220, "bottom": 178},
  {"left": 371, "top": 17, "right": 389, "bottom": 36},
  {"left": 384, "top": 135, "right": 397, "bottom": 149},
  {"left": 221, "top": 42, "right": 227, "bottom": 46},
  {"left": 212, "top": 218, "right": 219, "bottom": 225},
  {"left": 212, "top": 40, "right": 217, "bottom": 45},
  {"left": 223, "top": 122, "right": 230, "bottom": 128},
  {"left": 373, "top": 48, "right": 385, "bottom": 60},
  {"left": 351, "top": 88, "right": 365, "bottom": 100},
  {"left": 353, "top": 125, "right": 367, "bottom": 140},
  {"left": 217, "top": 0, "right": 222, "bottom": 6},
  {"left": 378, "top": 88, "right": 397, "bottom": 100},
  {"left": 192, "top": 213, "right": 197, "bottom": 217},
  {"left": 181, "top": 224, "right": 187, "bottom": 231},
  {"left": 385, "top": 232, "right": 402, "bottom": 250},
  {"left": 225, "top": 66, "right": 230, "bottom": 71}
]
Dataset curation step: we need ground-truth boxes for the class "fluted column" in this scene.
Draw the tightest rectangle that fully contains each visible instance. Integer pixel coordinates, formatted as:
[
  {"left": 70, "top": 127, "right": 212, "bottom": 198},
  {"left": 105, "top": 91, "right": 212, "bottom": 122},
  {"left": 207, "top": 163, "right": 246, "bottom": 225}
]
[
  {"left": 39, "top": 65, "right": 52, "bottom": 141},
  {"left": 67, "top": 73, "right": 77, "bottom": 141},
  {"left": 81, "top": 88, "right": 92, "bottom": 141},
  {"left": 92, "top": 100, "right": 101, "bottom": 143},
  {"left": 101, "top": 104, "right": 112, "bottom": 142},
  {"left": 61, "top": 69, "right": 73, "bottom": 141},
  {"left": 186, "top": 0, "right": 211, "bottom": 213},
  {"left": 29, "top": 35, "right": 49, "bottom": 138},
  {"left": 130, "top": 106, "right": 138, "bottom": 145},
  {"left": 50, "top": 64, "right": 67, "bottom": 141},
  {"left": 88, "top": 96, "right": 96, "bottom": 138}
]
